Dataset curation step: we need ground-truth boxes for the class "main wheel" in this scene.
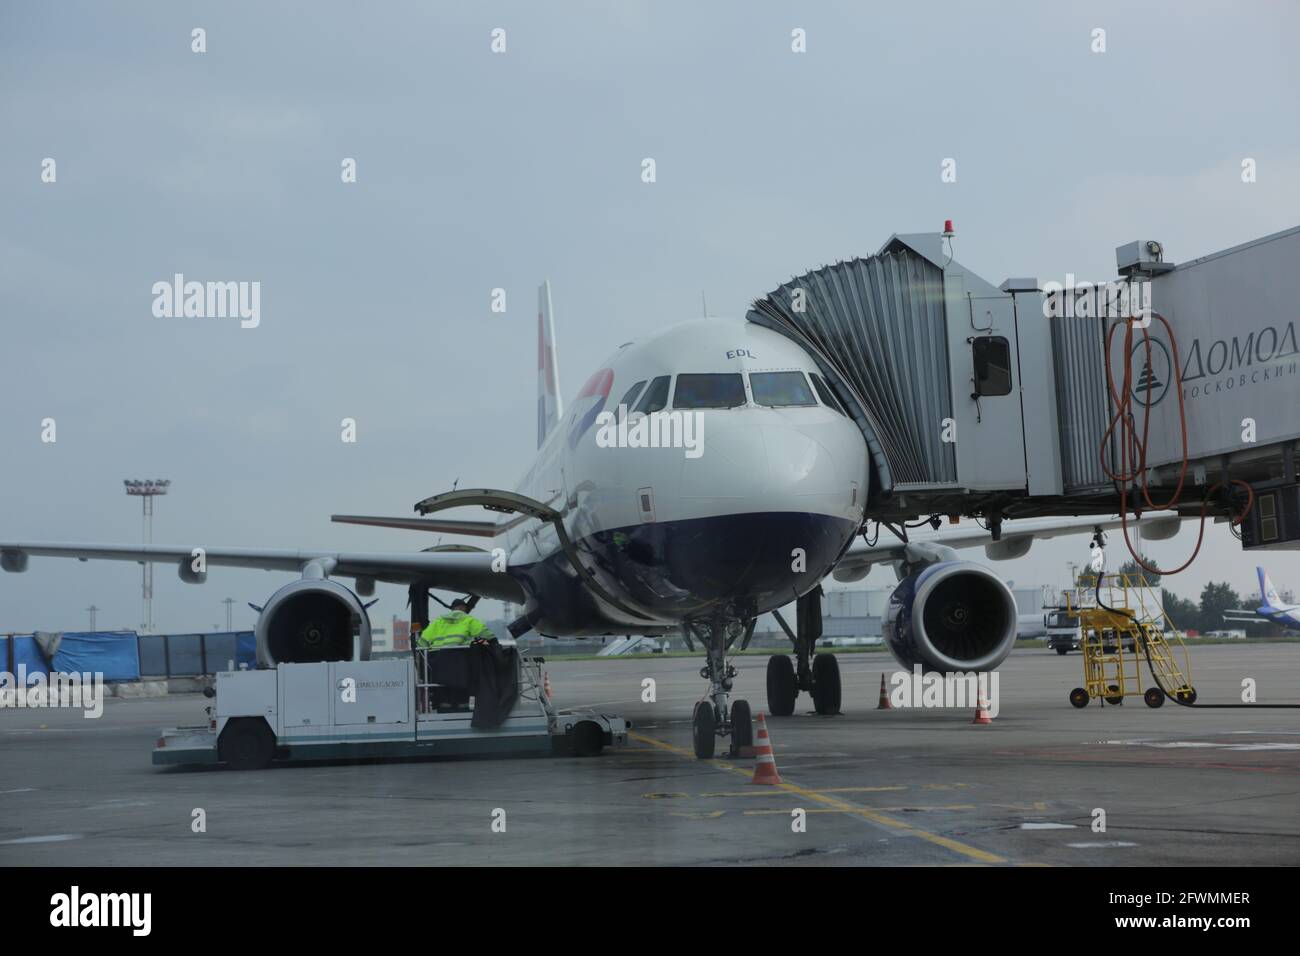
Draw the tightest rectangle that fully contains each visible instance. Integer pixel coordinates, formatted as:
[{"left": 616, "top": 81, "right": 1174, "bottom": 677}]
[
  {"left": 730, "top": 699, "right": 753, "bottom": 755},
  {"left": 1144, "top": 687, "right": 1165, "bottom": 708},
  {"left": 571, "top": 720, "right": 605, "bottom": 757},
  {"left": 766, "top": 655, "right": 797, "bottom": 717},
  {"left": 1104, "top": 684, "right": 1124, "bottom": 705},
  {"left": 1069, "top": 687, "right": 1090, "bottom": 708},
  {"left": 219, "top": 717, "right": 276, "bottom": 771},
  {"left": 811, "top": 654, "right": 842, "bottom": 715},
  {"left": 1055, "top": 646, "right": 1069, "bottom": 655},
  {"left": 692, "top": 700, "right": 717, "bottom": 759}
]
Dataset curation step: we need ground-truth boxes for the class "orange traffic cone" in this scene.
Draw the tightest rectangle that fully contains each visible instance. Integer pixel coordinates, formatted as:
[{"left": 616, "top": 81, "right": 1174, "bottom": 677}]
[
  {"left": 750, "top": 713, "right": 783, "bottom": 785},
  {"left": 972, "top": 690, "right": 993, "bottom": 725},
  {"left": 877, "top": 673, "right": 893, "bottom": 709}
]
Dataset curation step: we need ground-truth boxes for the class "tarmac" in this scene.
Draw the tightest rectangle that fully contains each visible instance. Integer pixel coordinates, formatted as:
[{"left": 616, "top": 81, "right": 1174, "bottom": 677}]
[{"left": 2, "top": 644, "right": 1298, "bottom": 866}]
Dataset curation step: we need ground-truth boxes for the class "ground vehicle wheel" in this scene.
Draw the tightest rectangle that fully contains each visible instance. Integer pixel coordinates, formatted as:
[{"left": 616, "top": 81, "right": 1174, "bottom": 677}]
[
  {"left": 1055, "top": 646, "right": 1069, "bottom": 655},
  {"left": 1104, "top": 684, "right": 1124, "bottom": 705},
  {"left": 1069, "top": 687, "right": 1089, "bottom": 708},
  {"left": 571, "top": 720, "right": 605, "bottom": 757},
  {"left": 1176, "top": 686, "right": 1197, "bottom": 704},
  {"left": 1144, "top": 687, "right": 1165, "bottom": 708},
  {"left": 730, "top": 699, "right": 753, "bottom": 754},
  {"left": 692, "top": 700, "right": 717, "bottom": 759},
  {"left": 811, "top": 654, "right": 842, "bottom": 715},
  {"left": 219, "top": 717, "right": 276, "bottom": 771},
  {"left": 766, "top": 655, "right": 797, "bottom": 717}
]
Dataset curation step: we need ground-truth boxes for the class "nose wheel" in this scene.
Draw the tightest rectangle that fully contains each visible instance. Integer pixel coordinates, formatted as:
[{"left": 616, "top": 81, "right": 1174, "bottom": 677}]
[{"left": 686, "top": 615, "right": 756, "bottom": 759}]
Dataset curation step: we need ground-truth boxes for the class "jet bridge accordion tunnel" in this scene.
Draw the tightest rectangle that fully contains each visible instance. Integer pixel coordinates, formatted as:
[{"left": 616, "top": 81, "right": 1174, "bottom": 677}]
[{"left": 747, "top": 226, "right": 1300, "bottom": 550}]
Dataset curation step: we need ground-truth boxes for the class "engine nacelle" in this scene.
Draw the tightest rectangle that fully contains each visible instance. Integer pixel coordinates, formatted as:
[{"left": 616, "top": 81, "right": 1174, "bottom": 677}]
[
  {"left": 882, "top": 561, "right": 1017, "bottom": 673},
  {"left": 255, "top": 578, "right": 372, "bottom": 668}
]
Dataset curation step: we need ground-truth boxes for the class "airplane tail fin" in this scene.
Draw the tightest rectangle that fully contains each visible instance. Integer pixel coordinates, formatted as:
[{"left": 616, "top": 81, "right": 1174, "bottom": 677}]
[
  {"left": 537, "top": 280, "right": 562, "bottom": 448},
  {"left": 1259, "top": 566, "right": 1284, "bottom": 609}
]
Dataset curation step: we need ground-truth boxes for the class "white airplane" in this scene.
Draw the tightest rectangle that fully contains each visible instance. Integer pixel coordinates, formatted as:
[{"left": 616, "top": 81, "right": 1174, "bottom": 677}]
[
  {"left": 1222, "top": 567, "right": 1300, "bottom": 630},
  {"left": 0, "top": 282, "right": 1182, "bottom": 757}
]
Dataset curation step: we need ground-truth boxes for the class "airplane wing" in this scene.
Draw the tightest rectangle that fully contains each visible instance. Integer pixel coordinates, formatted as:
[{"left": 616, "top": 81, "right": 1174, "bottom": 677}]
[
  {"left": 0, "top": 541, "right": 526, "bottom": 603},
  {"left": 831, "top": 512, "right": 1183, "bottom": 581}
]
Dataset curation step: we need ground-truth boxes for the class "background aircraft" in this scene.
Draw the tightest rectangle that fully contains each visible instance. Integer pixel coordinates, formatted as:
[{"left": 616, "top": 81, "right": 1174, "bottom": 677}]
[{"left": 1222, "top": 567, "right": 1300, "bottom": 630}]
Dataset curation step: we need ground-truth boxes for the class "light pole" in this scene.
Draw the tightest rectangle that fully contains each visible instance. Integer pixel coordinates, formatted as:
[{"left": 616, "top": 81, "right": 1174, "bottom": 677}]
[
  {"left": 124, "top": 479, "right": 170, "bottom": 634},
  {"left": 86, "top": 604, "right": 99, "bottom": 633},
  {"left": 223, "top": 597, "right": 234, "bottom": 632}
]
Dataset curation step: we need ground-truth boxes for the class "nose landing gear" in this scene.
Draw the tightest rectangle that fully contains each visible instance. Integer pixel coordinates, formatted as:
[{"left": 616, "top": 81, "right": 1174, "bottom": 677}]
[{"left": 686, "top": 615, "right": 756, "bottom": 759}]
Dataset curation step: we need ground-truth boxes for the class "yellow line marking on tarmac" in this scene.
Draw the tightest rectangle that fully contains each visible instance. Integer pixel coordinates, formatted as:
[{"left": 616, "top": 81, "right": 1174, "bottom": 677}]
[
  {"left": 743, "top": 805, "right": 976, "bottom": 815},
  {"left": 700, "top": 785, "right": 908, "bottom": 798},
  {"left": 629, "top": 731, "right": 1007, "bottom": 865}
]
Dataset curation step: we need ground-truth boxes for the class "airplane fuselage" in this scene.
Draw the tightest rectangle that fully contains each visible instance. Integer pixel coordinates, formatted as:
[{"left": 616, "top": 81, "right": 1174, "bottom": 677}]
[{"left": 494, "top": 318, "right": 869, "bottom": 636}]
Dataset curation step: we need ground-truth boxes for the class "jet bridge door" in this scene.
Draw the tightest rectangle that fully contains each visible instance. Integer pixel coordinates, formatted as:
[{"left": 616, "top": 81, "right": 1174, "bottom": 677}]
[{"left": 950, "top": 283, "right": 1027, "bottom": 492}]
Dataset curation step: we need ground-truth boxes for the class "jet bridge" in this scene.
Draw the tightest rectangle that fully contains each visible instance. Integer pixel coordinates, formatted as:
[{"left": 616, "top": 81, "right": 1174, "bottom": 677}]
[{"left": 748, "top": 225, "right": 1300, "bottom": 549}]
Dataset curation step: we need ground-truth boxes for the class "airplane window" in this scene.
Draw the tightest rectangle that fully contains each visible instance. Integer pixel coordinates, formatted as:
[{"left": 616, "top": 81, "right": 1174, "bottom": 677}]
[
  {"left": 750, "top": 371, "right": 817, "bottom": 407},
  {"left": 617, "top": 380, "right": 646, "bottom": 412},
  {"left": 673, "top": 373, "right": 746, "bottom": 409},
  {"left": 634, "top": 375, "right": 671, "bottom": 414},
  {"left": 972, "top": 336, "right": 1013, "bottom": 396},
  {"left": 809, "top": 373, "right": 847, "bottom": 415}
]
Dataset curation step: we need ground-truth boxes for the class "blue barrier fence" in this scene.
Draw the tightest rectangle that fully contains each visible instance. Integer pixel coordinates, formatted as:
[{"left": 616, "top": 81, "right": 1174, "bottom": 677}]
[{"left": 2, "top": 631, "right": 256, "bottom": 681}]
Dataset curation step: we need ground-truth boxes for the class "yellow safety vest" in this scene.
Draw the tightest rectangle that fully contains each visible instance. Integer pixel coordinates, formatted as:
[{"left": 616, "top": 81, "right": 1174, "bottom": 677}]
[{"left": 419, "top": 611, "right": 489, "bottom": 649}]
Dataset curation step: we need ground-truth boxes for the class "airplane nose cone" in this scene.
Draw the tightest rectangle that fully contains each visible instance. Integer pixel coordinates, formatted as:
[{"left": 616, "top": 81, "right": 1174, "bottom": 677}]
[
  {"left": 760, "top": 423, "right": 843, "bottom": 501},
  {"left": 605, "top": 420, "right": 862, "bottom": 618}
]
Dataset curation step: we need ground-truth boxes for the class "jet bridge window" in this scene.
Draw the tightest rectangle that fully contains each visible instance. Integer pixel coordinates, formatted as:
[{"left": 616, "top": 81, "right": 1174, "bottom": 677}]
[
  {"left": 634, "top": 375, "right": 671, "bottom": 414},
  {"left": 972, "top": 336, "right": 1013, "bottom": 397},
  {"left": 750, "top": 371, "right": 817, "bottom": 407},
  {"left": 673, "top": 373, "right": 746, "bottom": 409}
]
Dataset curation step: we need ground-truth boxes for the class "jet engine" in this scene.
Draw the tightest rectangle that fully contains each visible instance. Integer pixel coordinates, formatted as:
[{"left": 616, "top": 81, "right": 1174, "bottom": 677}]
[
  {"left": 882, "top": 561, "right": 1017, "bottom": 673},
  {"left": 255, "top": 578, "right": 372, "bottom": 667}
]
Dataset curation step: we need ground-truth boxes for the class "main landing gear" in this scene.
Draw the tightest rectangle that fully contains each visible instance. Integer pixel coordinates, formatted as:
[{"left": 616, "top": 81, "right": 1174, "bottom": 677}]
[
  {"left": 767, "top": 586, "right": 841, "bottom": 718},
  {"left": 686, "top": 614, "right": 756, "bottom": 759}
]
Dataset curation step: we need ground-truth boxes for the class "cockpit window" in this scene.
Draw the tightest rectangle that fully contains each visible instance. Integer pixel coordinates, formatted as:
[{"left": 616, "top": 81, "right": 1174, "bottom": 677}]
[
  {"left": 810, "top": 373, "right": 847, "bottom": 415},
  {"left": 673, "top": 373, "right": 746, "bottom": 409},
  {"left": 618, "top": 380, "right": 647, "bottom": 412},
  {"left": 750, "top": 371, "right": 817, "bottom": 407},
  {"left": 634, "top": 375, "right": 671, "bottom": 414}
]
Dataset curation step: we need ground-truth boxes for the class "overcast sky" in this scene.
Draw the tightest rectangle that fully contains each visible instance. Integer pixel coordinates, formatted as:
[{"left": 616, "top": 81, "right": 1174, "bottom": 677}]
[{"left": 2, "top": 1, "right": 1298, "bottom": 635}]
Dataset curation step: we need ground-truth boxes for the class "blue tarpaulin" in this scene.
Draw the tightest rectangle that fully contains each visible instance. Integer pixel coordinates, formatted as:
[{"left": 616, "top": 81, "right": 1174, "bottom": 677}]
[
  {"left": 52, "top": 631, "right": 140, "bottom": 682},
  {"left": 4, "top": 635, "right": 50, "bottom": 683}
]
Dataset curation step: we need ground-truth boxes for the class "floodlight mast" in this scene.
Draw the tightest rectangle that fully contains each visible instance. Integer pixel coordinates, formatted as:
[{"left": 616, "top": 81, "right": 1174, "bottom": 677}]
[{"left": 123, "top": 479, "right": 170, "bottom": 633}]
